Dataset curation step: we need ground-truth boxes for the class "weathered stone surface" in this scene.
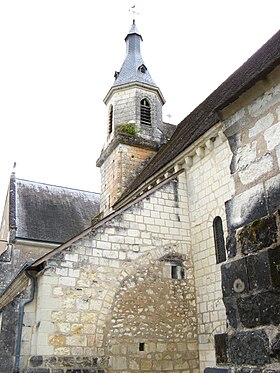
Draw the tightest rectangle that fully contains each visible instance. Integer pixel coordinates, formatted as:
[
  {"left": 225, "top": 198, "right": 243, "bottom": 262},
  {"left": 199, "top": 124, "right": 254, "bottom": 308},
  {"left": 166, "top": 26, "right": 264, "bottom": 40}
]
[
  {"left": 248, "top": 83, "right": 280, "bottom": 118},
  {"left": 228, "top": 330, "right": 270, "bottom": 365},
  {"left": 225, "top": 184, "right": 267, "bottom": 230},
  {"left": 223, "top": 297, "right": 238, "bottom": 329},
  {"left": 264, "top": 121, "right": 280, "bottom": 151},
  {"left": 266, "top": 174, "right": 280, "bottom": 214},
  {"left": 276, "top": 144, "right": 280, "bottom": 169},
  {"left": 221, "top": 258, "right": 249, "bottom": 297},
  {"left": 249, "top": 112, "right": 274, "bottom": 138},
  {"left": 0, "top": 299, "right": 19, "bottom": 373},
  {"left": 237, "top": 290, "right": 280, "bottom": 328},
  {"left": 235, "top": 142, "right": 257, "bottom": 172},
  {"left": 238, "top": 153, "right": 273, "bottom": 185},
  {"left": 246, "top": 248, "right": 280, "bottom": 291},
  {"left": 226, "top": 231, "right": 237, "bottom": 258},
  {"left": 271, "top": 333, "right": 280, "bottom": 359},
  {"left": 238, "top": 215, "right": 278, "bottom": 255},
  {"left": 204, "top": 368, "right": 231, "bottom": 373},
  {"left": 234, "top": 369, "right": 262, "bottom": 373},
  {"left": 214, "top": 333, "right": 228, "bottom": 364},
  {"left": 30, "top": 355, "right": 44, "bottom": 367},
  {"left": 223, "top": 108, "right": 250, "bottom": 137}
]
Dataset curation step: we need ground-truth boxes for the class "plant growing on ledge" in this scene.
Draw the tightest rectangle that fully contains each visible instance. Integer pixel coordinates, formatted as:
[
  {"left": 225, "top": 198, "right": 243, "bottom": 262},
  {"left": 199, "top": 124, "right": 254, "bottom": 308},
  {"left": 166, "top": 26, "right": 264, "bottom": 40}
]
[{"left": 115, "top": 123, "right": 136, "bottom": 136}]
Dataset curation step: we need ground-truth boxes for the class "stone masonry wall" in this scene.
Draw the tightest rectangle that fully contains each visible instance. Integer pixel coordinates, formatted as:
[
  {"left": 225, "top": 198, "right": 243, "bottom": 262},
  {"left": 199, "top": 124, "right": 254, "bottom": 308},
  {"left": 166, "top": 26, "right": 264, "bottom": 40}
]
[
  {"left": 185, "top": 132, "right": 233, "bottom": 371},
  {"left": 224, "top": 80, "right": 280, "bottom": 233},
  {"left": 206, "top": 73, "right": 280, "bottom": 371},
  {"left": 22, "top": 176, "right": 200, "bottom": 372},
  {"left": 108, "top": 255, "right": 198, "bottom": 372},
  {"left": 99, "top": 143, "right": 156, "bottom": 212}
]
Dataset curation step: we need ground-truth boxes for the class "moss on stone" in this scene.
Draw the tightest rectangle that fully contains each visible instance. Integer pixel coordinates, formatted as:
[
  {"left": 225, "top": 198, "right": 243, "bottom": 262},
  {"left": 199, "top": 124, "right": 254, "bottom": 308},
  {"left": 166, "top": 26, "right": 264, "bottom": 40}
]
[{"left": 115, "top": 123, "right": 136, "bottom": 136}]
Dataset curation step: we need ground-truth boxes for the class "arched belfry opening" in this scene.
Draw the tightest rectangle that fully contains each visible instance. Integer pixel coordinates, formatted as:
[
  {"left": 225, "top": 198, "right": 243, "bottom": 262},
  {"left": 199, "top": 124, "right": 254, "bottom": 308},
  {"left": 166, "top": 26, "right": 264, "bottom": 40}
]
[
  {"left": 108, "top": 105, "right": 113, "bottom": 135},
  {"left": 140, "top": 98, "right": 151, "bottom": 125}
]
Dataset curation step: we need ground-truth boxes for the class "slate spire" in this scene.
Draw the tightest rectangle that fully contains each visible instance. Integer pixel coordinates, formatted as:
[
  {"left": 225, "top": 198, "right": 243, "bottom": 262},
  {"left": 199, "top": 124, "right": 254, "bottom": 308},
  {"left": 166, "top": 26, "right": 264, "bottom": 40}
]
[{"left": 113, "top": 20, "right": 157, "bottom": 88}]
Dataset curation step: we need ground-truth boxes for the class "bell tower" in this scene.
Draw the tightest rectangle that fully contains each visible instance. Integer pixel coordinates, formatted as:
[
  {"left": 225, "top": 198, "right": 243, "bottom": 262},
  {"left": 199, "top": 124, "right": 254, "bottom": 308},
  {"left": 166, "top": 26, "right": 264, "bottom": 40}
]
[{"left": 96, "top": 20, "right": 166, "bottom": 215}]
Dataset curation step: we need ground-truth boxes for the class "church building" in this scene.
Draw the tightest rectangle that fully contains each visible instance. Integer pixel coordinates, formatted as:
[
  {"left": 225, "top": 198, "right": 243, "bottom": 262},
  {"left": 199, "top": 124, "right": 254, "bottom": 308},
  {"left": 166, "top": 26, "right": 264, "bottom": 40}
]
[{"left": 0, "top": 19, "right": 280, "bottom": 373}]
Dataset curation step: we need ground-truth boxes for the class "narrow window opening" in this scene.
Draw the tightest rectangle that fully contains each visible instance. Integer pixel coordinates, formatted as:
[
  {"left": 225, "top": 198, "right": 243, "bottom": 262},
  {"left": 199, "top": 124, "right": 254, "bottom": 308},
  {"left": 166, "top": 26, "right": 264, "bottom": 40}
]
[
  {"left": 108, "top": 105, "right": 113, "bottom": 134},
  {"left": 139, "top": 342, "right": 145, "bottom": 351},
  {"left": 140, "top": 98, "right": 151, "bottom": 125},
  {"left": 171, "top": 265, "right": 185, "bottom": 279},
  {"left": 213, "top": 216, "right": 226, "bottom": 264}
]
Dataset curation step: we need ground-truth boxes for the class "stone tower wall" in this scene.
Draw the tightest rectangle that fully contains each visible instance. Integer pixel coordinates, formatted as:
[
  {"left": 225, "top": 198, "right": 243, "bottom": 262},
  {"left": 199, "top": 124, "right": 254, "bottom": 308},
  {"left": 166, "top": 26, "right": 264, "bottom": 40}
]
[
  {"left": 106, "top": 86, "right": 163, "bottom": 133},
  {"left": 99, "top": 85, "right": 165, "bottom": 214},
  {"left": 99, "top": 143, "right": 156, "bottom": 212}
]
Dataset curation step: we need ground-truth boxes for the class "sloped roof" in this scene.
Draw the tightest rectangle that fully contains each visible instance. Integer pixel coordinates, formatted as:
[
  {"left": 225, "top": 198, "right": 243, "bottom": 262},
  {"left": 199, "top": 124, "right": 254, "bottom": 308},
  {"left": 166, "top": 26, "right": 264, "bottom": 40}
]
[
  {"left": 13, "top": 177, "right": 100, "bottom": 244},
  {"left": 112, "top": 20, "right": 157, "bottom": 88},
  {"left": 116, "top": 29, "right": 280, "bottom": 204}
]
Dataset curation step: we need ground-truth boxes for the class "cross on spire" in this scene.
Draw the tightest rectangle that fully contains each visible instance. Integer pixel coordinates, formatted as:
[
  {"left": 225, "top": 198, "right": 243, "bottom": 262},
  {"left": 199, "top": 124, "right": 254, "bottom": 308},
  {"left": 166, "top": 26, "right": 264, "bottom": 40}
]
[{"left": 129, "top": 4, "right": 139, "bottom": 21}]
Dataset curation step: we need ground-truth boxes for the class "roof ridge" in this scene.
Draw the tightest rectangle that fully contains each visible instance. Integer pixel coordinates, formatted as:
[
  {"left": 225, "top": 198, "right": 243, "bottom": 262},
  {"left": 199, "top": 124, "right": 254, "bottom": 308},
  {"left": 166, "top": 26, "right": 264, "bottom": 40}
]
[{"left": 16, "top": 177, "right": 100, "bottom": 195}]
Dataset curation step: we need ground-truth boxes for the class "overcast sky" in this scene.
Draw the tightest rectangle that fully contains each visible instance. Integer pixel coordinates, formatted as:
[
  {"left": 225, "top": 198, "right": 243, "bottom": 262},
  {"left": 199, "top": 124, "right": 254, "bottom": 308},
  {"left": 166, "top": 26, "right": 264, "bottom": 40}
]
[{"left": 0, "top": 0, "right": 279, "bottom": 214}]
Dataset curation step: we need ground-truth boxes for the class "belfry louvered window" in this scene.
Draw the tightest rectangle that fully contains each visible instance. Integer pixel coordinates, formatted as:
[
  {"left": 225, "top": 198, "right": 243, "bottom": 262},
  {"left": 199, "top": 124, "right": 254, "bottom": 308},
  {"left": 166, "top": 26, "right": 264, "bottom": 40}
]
[
  {"left": 213, "top": 216, "right": 226, "bottom": 264},
  {"left": 108, "top": 105, "right": 113, "bottom": 134},
  {"left": 140, "top": 98, "right": 151, "bottom": 125}
]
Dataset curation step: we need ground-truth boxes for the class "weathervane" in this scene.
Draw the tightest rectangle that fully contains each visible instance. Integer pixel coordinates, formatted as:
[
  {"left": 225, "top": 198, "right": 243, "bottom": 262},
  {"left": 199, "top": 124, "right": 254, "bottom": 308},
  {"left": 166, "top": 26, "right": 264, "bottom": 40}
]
[{"left": 129, "top": 4, "right": 139, "bottom": 22}]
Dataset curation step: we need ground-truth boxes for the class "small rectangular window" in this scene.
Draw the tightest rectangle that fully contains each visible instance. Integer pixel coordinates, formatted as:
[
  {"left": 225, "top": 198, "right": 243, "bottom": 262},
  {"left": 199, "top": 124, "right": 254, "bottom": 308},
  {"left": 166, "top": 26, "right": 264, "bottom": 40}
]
[
  {"left": 139, "top": 342, "right": 145, "bottom": 351},
  {"left": 171, "top": 265, "right": 185, "bottom": 279}
]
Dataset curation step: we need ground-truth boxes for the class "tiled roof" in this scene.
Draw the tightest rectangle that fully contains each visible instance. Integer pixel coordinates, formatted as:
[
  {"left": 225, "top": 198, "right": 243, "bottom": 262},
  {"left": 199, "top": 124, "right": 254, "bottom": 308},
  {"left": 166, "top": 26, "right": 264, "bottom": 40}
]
[
  {"left": 112, "top": 20, "right": 157, "bottom": 88},
  {"left": 13, "top": 177, "right": 100, "bottom": 243},
  {"left": 117, "top": 29, "right": 280, "bottom": 203}
]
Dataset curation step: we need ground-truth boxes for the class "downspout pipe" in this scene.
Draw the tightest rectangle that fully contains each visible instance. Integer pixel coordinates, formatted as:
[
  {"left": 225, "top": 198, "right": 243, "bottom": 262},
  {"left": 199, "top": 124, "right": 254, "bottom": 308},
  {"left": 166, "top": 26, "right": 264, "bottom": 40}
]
[{"left": 13, "top": 266, "right": 36, "bottom": 373}]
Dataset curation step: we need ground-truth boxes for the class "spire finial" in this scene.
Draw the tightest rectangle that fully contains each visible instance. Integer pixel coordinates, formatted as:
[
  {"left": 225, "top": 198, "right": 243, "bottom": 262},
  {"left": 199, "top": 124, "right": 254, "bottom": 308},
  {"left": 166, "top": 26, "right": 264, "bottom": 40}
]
[{"left": 129, "top": 4, "right": 139, "bottom": 23}]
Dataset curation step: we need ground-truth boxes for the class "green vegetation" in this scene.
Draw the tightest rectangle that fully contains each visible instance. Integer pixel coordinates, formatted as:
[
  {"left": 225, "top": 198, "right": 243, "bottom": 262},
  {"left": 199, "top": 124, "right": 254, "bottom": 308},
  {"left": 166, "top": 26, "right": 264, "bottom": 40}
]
[{"left": 115, "top": 123, "right": 136, "bottom": 136}]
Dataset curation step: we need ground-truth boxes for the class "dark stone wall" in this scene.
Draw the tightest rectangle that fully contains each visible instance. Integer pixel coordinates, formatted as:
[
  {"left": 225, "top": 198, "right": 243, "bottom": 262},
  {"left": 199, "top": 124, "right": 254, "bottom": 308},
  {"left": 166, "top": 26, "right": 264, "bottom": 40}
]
[
  {"left": 207, "top": 209, "right": 280, "bottom": 372},
  {"left": 26, "top": 356, "right": 107, "bottom": 373},
  {"left": 0, "top": 299, "right": 19, "bottom": 373}
]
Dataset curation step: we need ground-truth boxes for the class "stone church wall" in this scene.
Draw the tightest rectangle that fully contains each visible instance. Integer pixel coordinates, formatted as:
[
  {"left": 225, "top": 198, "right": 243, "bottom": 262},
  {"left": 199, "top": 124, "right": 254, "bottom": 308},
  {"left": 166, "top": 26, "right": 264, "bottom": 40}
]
[
  {"left": 185, "top": 130, "right": 233, "bottom": 371},
  {"left": 206, "top": 73, "right": 280, "bottom": 371},
  {"left": 224, "top": 77, "right": 280, "bottom": 232},
  {"left": 22, "top": 177, "right": 200, "bottom": 372}
]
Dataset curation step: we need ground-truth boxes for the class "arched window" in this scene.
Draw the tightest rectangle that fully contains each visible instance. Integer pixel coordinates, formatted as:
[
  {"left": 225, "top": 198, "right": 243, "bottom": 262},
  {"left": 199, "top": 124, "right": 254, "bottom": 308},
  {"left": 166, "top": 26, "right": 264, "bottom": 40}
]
[
  {"left": 213, "top": 216, "right": 226, "bottom": 264},
  {"left": 140, "top": 98, "right": 151, "bottom": 125},
  {"left": 108, "top": 105, "right": 113, "bottom": 134}
]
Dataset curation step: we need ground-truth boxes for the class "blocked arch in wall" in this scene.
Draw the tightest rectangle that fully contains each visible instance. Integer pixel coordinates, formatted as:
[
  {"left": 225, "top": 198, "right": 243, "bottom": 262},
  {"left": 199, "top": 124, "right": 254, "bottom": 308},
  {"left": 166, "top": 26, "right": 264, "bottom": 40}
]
[{"left": 106, "top": 243, "right": 198, "bottom": 372}]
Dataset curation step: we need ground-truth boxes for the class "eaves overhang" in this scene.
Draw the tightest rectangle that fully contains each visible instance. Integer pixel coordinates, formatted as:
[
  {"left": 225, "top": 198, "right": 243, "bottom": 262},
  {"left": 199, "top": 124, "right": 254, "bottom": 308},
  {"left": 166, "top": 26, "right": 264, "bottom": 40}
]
[{"left": 104, "top": 81, "right": 165, "bottom": 106}]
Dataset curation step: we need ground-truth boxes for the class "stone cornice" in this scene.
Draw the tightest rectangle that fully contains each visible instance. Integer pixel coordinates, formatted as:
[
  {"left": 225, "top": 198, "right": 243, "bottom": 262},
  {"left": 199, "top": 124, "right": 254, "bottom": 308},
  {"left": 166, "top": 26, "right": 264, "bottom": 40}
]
[
  {"left": 96, "top": 133, "right": 159, "bottom": 167},
  {"left": 104, "top": 81, "right": 165, "bottom": 106}
]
